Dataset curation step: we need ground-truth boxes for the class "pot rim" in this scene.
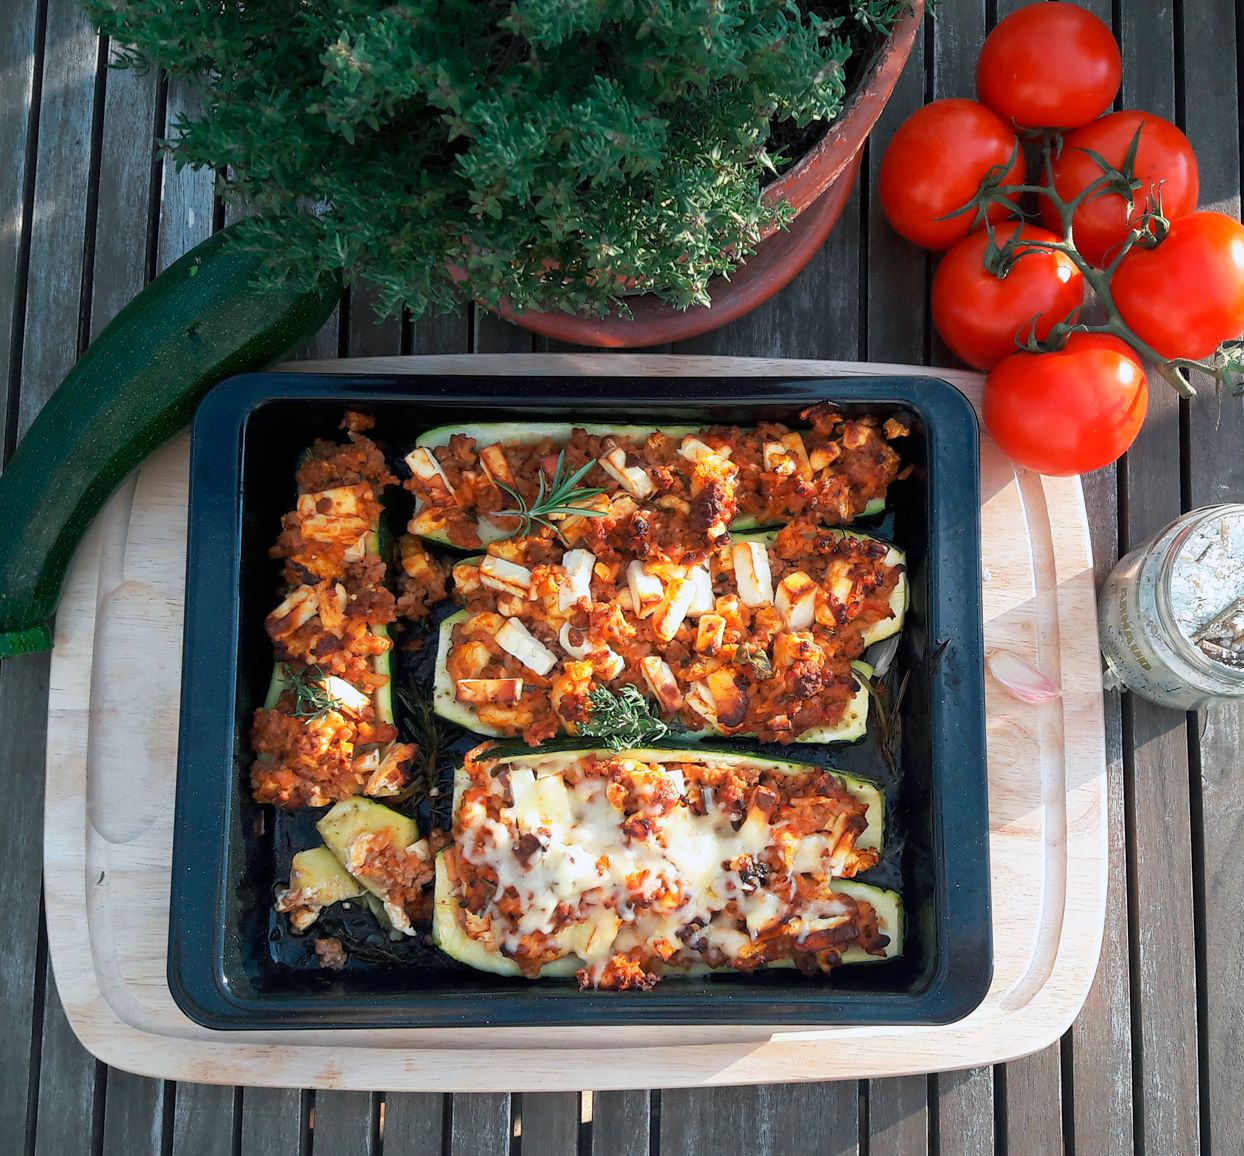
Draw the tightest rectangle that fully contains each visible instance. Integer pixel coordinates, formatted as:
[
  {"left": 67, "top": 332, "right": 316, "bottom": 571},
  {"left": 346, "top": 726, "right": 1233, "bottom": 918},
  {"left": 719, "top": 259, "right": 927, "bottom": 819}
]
[{"left": 759, "top": 0, "right": 925, "bottom": 237}]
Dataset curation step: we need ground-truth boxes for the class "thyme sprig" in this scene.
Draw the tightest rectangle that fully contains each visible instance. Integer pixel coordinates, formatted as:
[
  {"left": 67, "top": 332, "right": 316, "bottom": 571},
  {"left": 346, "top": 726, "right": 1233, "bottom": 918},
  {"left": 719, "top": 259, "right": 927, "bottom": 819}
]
[
  {"left": 280, "top": 663, "right": 346, "bottom": 723},
  {"left": 581, "top": 685, "right": 671, "bottom": 750},
  {"left": 493, "top": 450, "right": 608, "bottom": 541}
]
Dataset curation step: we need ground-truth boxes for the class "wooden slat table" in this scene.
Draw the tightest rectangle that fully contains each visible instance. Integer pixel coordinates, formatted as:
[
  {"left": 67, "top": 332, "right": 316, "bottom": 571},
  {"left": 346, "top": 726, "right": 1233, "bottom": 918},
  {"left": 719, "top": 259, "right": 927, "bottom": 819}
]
[{"left": 0, "top": 0, "right": 1238, "bottom": 1153}]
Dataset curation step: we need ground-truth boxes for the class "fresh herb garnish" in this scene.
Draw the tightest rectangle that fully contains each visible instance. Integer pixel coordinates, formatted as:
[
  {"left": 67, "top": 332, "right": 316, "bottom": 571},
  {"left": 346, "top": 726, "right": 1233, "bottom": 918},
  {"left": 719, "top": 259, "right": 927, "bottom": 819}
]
[
  {"left": 736, "top": 643, "right": 774, "bottom": 681},
  {"left": 581, "top": 684, "right": 671, "bottom": 750},
  {"left": 395, "top": 683, "right": 454, "bottom": 826},
  {"left": 494, "top": 450, "right": 608, "bottom": 541},
  {"left": 859, "top": 664, "right": 909, "bottom": 778},
  {"left": 281, "top": 663, "right": 346, "bottom": 723}
]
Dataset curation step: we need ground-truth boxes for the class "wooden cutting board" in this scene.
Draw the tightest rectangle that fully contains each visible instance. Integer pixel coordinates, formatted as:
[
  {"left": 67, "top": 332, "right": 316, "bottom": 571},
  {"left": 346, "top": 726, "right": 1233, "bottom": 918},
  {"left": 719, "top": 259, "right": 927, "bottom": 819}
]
[{"left": 43, "top": 355, "right": 1107, "bottom": 1091}]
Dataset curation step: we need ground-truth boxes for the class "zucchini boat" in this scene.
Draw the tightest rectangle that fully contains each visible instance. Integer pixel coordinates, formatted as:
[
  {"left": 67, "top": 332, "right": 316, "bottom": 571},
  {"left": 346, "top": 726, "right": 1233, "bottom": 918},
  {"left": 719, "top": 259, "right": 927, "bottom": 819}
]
[
  {"left": 276, "top": 797, "right": 432, "bottom": 936},
  {"left": 433, "top": 525, "right": 904, "bottom": 743},
  {"left": 250, "top": 419, "right": 419, "bottom": 809},
  {"left": 433, "top": 606, "right": 875, "bottom": 744},
  {"left": 406, "top": 417, "right": 899, "bottom": 549},
  {"left": 432, "top": 745, "right": 901, "bottom": 987}
]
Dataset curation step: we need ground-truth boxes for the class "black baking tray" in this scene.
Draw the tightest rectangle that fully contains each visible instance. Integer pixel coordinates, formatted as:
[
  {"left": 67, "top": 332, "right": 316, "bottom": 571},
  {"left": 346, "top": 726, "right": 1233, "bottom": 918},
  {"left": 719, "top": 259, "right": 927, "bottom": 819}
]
[{"left": 169, "top": 372, "right": 991, "bottom": 1029}]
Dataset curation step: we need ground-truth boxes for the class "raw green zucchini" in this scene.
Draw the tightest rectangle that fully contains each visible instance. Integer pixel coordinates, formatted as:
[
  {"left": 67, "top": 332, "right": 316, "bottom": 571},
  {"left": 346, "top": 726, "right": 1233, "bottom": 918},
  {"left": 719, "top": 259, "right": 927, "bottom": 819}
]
[
  {"left": 433, "top": 611, "right": 873, "bottom": 743},
  {"left": 0, "top": 224, "right": 340, "bottom": 657},
  {"left": 410, "top": 420, "right": 886, "bottom": 546},
  {"left": 733, "top": 528, "right": 908, "bottom": 648}
]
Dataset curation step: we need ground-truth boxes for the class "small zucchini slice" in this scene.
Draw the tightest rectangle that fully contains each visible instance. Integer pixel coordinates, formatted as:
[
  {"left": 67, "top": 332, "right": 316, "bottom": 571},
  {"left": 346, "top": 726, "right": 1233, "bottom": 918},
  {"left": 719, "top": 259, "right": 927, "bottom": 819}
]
[
  {"left": 317, "top": 796, "right": 420, "bottom": 895},
  {"left": 410, "top": 421, "right": 885, "bottom": 547},
  {"left": 287, "top": 846, "right": 366, "bottom": 907}
]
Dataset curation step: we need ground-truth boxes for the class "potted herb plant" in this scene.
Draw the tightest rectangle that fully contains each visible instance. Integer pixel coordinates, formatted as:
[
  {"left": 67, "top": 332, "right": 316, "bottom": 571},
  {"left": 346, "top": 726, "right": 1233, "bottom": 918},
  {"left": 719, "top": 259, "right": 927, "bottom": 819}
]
[{"left": 89, "top": 0, "right": 923, "bottom": 347}]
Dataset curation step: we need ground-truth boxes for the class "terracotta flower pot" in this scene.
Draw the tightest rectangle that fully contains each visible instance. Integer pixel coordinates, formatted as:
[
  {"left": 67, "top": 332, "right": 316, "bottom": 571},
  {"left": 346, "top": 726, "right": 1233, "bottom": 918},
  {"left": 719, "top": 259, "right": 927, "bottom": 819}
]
[{"left": 500, "top": 0, "right": 924, "bottom": 348}]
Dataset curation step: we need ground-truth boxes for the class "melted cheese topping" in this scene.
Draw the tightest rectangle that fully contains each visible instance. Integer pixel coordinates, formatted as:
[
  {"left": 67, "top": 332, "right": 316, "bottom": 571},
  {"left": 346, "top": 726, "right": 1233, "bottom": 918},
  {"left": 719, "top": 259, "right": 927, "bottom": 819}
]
[{"left": 448, "top": 750, "right": 888, "bottom": 987}]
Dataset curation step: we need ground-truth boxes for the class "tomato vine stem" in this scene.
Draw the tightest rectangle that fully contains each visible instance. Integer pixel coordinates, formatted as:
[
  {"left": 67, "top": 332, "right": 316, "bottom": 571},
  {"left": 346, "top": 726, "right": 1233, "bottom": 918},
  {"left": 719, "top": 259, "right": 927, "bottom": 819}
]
[{"left": 959, "top": 128, "right": 1240, "bottom": 398}]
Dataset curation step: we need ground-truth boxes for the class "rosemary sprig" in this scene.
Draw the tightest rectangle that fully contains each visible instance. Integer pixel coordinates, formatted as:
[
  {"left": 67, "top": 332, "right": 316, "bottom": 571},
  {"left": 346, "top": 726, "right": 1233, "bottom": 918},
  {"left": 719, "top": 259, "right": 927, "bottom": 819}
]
[
  {"left": 280, "top": 663, "right": 346, "bottom": 723},
  {"left": 859, "top": 665, "right": 909, "bottom": 778},
  {"left": 580, "top": 684, "right": 671, "bottom": 750},
  {"left": 395, "top": 683, "right": 453, "bottom": 826},
  {"left": 493, "top": 450, "right": 608, "bottom": 540}
]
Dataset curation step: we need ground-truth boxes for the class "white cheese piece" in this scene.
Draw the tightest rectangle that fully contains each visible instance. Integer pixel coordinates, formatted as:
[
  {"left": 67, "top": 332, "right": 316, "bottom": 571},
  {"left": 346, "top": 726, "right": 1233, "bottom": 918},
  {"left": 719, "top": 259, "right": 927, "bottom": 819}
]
[
  {"left": 404, "top": 447, "right": 457, "bottom": 506},
  {"left": 776, "top": 571, "right": 818, "bottom": 630},
  {"left": 452, "top": 561, "right": 482, "bottom": 595},
  {"left": 559, "top": 623, "right": 591, "bottom": 659},
  {"left": 651, "top": 576, "right": 697, "bottom": 642},
  {"left": 686, "top": 565, "right": 714, "bottom": 617},
  {"left": 597, "top": 650, "right": 625, "bottom": 681},
  {"left": 480, "top": 555, "right": 535, "bottom": 598},
  {"left": 558, "top": 549, "right": 596, "bottom": 611},
  {"left": 320, "top": 675, "right": 370, "bottom": 716},
  {"left": 695, "top": 614, "right": 726, "bottom": 655},
  {"left": 626, "top": 560, "right": 664, "bottom": 619},
  {"left": 342, "top": 534, "right": 368, "bottom": 562},
  {"left": 507, "top": 768, "right": 540, "bottom": 830},
  {"left": 640, "top": 656, "right": 684, "bottom": 713},
  {"left": 732, "top": 541, "right": 774, "bottom": 606},
  {"left": 763, "top": 441, "right": 793, "bottom": 474},
  {"left": 678, "top": 435, "right": 730, "bottom": 463},
  {"left": 781, "top": 432, "right": 812, "bottom": 477},
  {"left": 791, "top": 833, "right": 830, "bottom": 875},
  {"left": 742, "top": 888, "right": 784, "bottom": 938},
  {"left": 478, "top": 443, "right": 515, "bottom": 488},
  {"left": 296, "top": 485, "right": 365, "bottom": 519},
  {"left": 495, "top": 618, "right": 558, "bottom": 676},
  {"left": 685, "top": 679, "right": 717, "bottom": 725},
  {"left": 705, "top": 668, "right": 748, "bottom": 728},
  {"left": 826, "top": 560, "right": 855, "bottom": 609},
  {"left": 535, "top": 773, "right": 573, "bottom": 828},
  {"left": 456, "top": 677, "right": 524, "bottom": 705},
  {"left": 265, "top": 585, "right": 318, "bottom": 635},
  {"left": 598, "top": 446, "right": 655, "bottom": 499}
]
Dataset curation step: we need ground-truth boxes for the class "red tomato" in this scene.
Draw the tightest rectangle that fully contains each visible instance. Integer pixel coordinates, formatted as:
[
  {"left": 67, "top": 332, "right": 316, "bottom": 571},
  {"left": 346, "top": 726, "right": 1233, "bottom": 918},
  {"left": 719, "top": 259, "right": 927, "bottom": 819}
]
[
  {"left": 932, "top": 224, "right": 1084, "bottom": 370},
  {"left": 977, "top": 3, "right": 1121, "bottom": 130},
  {"left": 1041, "top": 111, "right": 1200, "bottom": 267},
  {"left": 879, "top": 99, "right": 1024, "bottom": 251},
  {"left": 1111, "top": 211, "right": 1244, "bottom": 360},
  {"left": 983, "top": 334, "right": 1148, "bottom": 476}
]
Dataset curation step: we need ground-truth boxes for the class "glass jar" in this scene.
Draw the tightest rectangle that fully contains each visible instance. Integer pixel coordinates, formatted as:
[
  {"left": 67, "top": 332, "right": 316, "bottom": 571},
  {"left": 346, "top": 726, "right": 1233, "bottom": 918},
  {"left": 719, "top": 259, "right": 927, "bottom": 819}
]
[{"left": 1099, "top": 504, "right": 1244, "bottom": 710}]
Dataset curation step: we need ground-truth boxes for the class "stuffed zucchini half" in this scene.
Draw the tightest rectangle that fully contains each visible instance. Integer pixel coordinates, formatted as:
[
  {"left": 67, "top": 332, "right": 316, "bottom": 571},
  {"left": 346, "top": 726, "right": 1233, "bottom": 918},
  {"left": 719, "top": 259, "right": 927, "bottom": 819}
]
[
  {"left": 432, "top": 745, "right": 901, "bottom": 988},
  {"left": 250, "top": 416, "right": 418, "bottom": 810},
  {"left": 405, "top": 415, "right": 902, "bottom": 549},
  {"left": 276, "top": 796, "right": 433, "bottom": 936},
  {"left": 432, "top": 526, "right": 905, "bottom": 744}
]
